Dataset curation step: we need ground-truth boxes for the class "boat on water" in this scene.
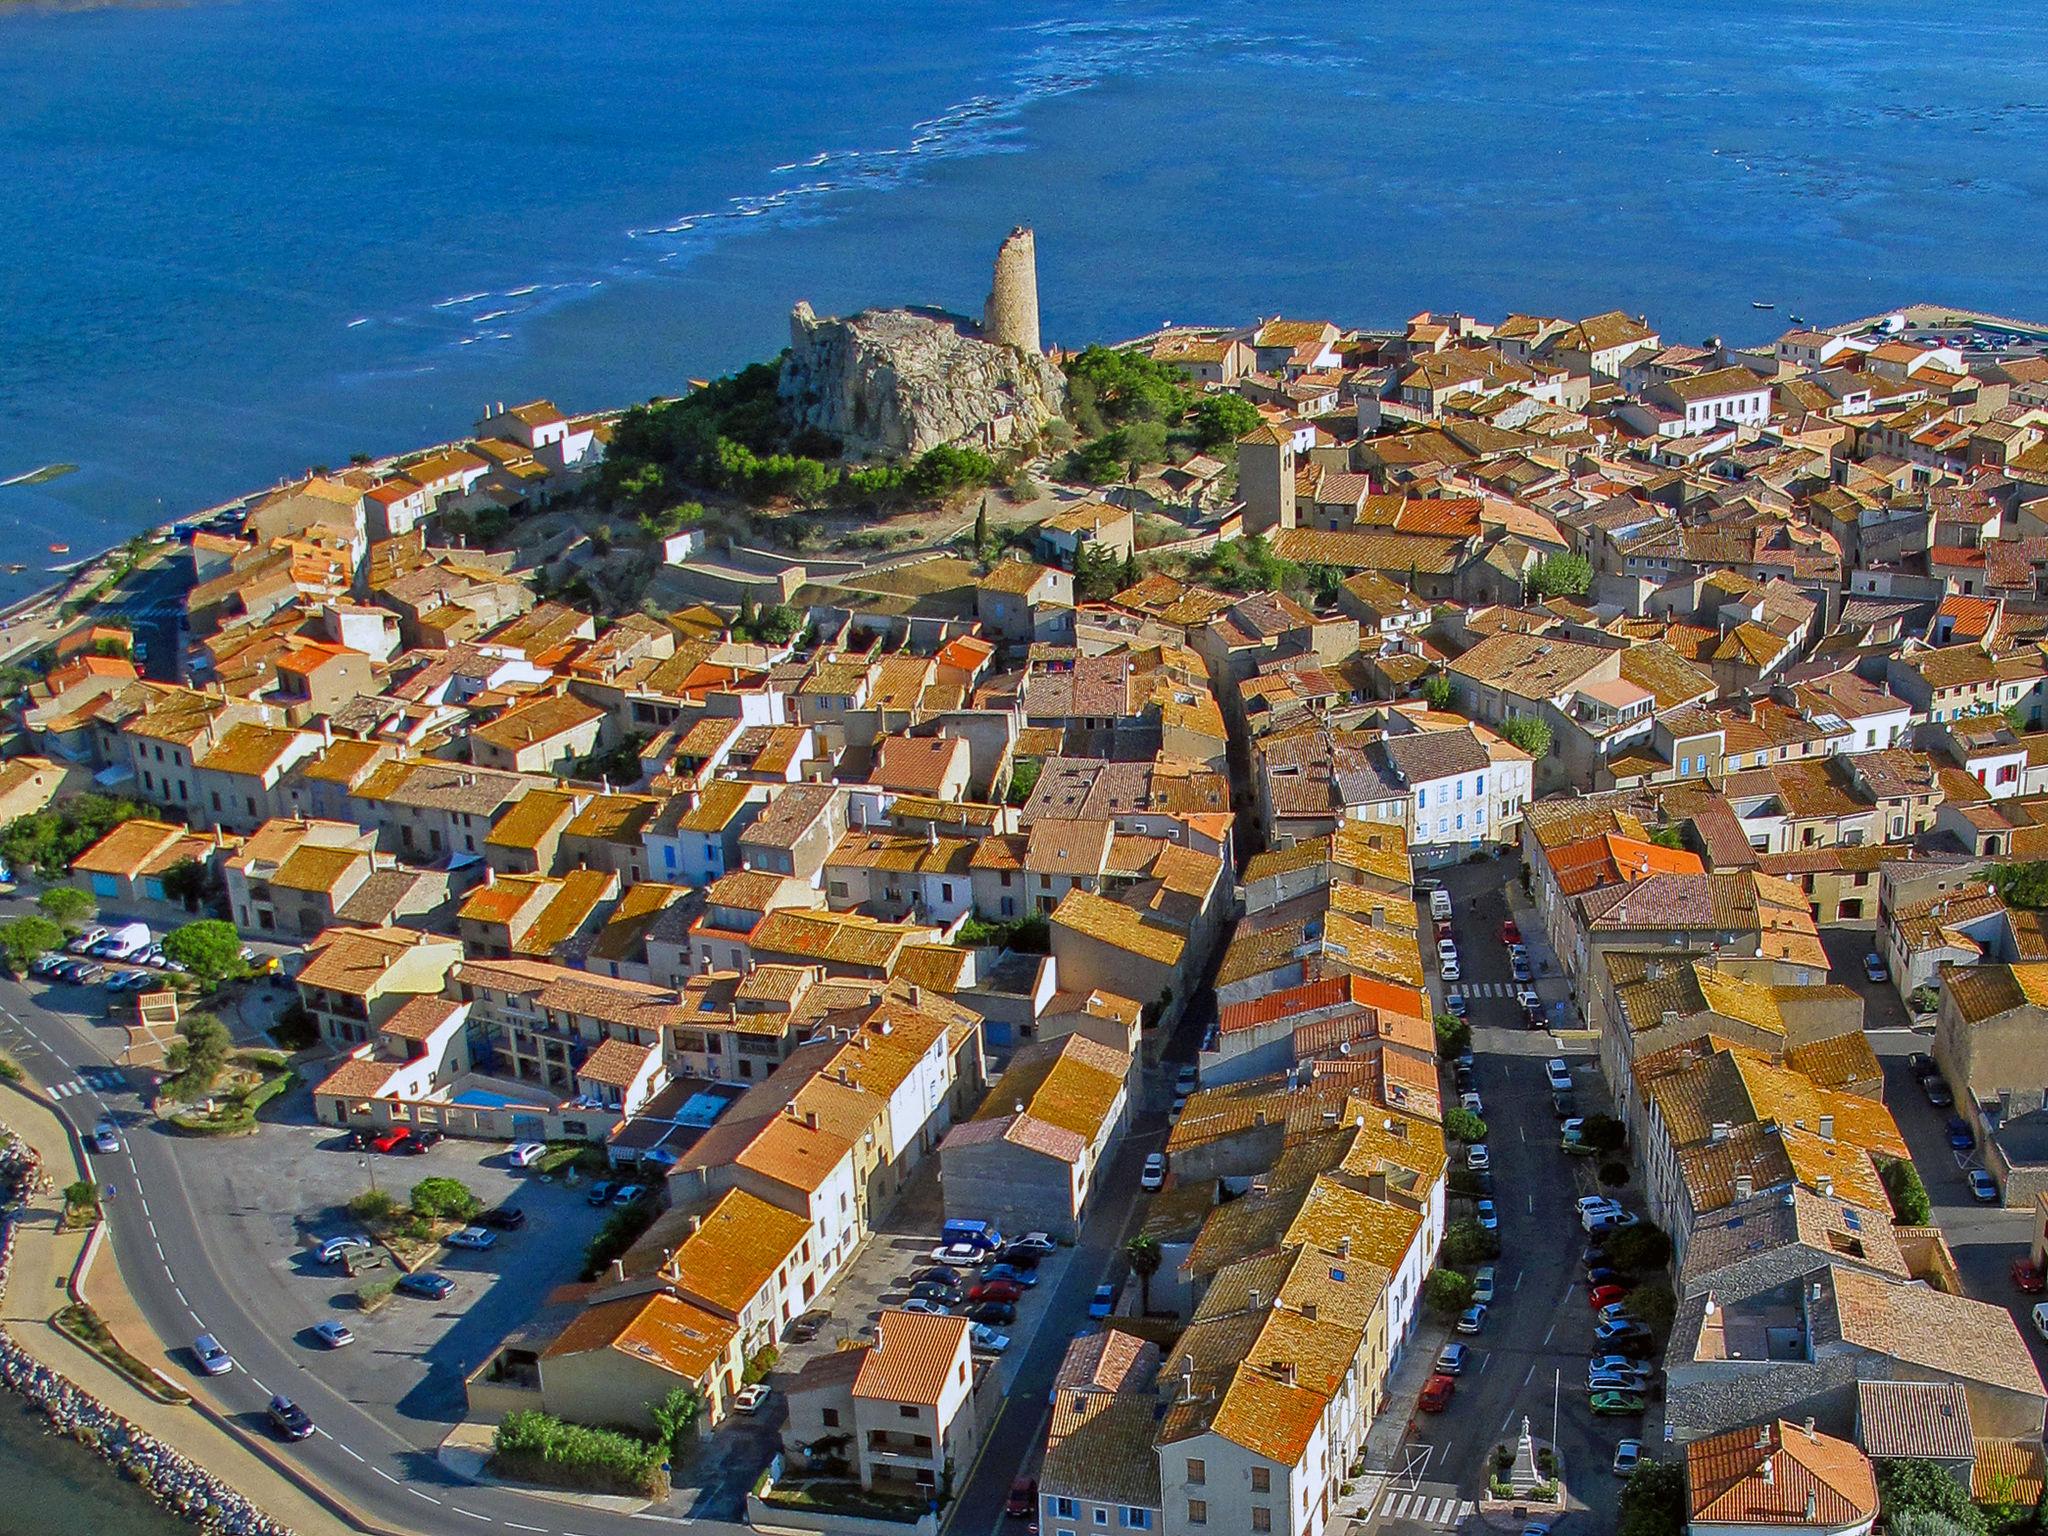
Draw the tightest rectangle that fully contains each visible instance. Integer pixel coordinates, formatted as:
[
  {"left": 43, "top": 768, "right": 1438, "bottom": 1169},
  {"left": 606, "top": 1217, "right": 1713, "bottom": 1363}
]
[
  {"left": 1751, "top": 301, "right": 1775, "bottom": 311},
  {"left": 4, "top": 563, "right": 23, "bottom": 574},
  {"left": 1788, "top": 313, "right": 1806, "bottom": 324},
  {"left": 48, "top": 542, "right": 69, "bottom": 554}
]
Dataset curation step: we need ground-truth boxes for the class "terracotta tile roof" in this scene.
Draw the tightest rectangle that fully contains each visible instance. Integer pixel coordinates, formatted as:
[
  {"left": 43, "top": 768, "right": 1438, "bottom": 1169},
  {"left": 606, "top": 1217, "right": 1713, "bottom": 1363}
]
[
  {"left": 1685, "top": 1419, "right": 1876, "bottom": 1527},
  {"left": 70, "top": 819, "right": 188, "bottom": 878},
  {"left": 577, "top": 1036, "right": 656, "bottom": 1089},
  {"left": 542, "top": 1290, "right": 734, "bottom": 1383},
  {"left": 484, "top": 788, "right": 583, "bottom": 851},
  {"left": 472, "top": 693, "right": 604, "bottom": 751},
  {"left": 379, "top": 995, "right": 461, "bottom": 1043},
  {"left": 654, "top": 1188, "right": 810, "bottom": 1316},
  {"left": 852, "top": 1310, "right": 970, "bottom": 1406},
  {"left": 1824, "top": 1264, "right": 2046, "bottom": 1399},
  {"left": 1854, "top": 1380, "right": 1973, "bottom": 1461},
  {"left": 1051, "top": 889, "right": 1186, "bottom": 967},
  {"left": 311, "top": 1056, "right": 401, "bottom": 1100}
]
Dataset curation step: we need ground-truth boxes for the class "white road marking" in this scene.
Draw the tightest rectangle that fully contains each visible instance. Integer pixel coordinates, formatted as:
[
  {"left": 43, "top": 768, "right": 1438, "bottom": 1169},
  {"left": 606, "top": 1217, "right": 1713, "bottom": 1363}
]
[
  {"left": 147, "top": 1219, "right": 158, "bottom": 1239},
  {"left": 152, "top": 1241, "right": 165, "bottom": 1261},
  {"left": 249, "top": 1377, "right": 270, "bottom": 1395},
  {"left": 504, "top": 1523, "right": 546, "bottom": 1533},
  {"left": 375, "top": 1468, "right": 399, "bottom": 1484},
  {"left": 341, "top": 1444, "right": 365, "bottom": 1462},
  {"left": 452, "top": 1508, "right": 490, "bottom": 1520},
  {"left": 186, "top": 1308, "right": 201, "bottom": 1325},
  {"left": 1541, "top": 1320, "right": 1556, "bottom": 1346},
  {"left": 174, "top": 1287, "right": 188, "bottom": 1307},
  {"left": 411, "top": 1488, "right": 444, "bottom": 1505}
]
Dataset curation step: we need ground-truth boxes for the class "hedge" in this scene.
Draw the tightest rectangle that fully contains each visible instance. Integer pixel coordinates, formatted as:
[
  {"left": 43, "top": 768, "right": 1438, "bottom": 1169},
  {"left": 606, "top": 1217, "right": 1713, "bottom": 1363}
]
[{"left": 491, "top": 1410, "right": 669, "bottom": 1498}]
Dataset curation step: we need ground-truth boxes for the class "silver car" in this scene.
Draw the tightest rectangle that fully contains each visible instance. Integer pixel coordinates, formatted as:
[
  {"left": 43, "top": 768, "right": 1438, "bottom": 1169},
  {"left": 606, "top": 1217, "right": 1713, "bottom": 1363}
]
[
  {"left": 193, "top": 1333, "right": 234, "bottom": 1376},
  {"left": 312, "top": 1320, "right": 355, "bottom": 1349}
]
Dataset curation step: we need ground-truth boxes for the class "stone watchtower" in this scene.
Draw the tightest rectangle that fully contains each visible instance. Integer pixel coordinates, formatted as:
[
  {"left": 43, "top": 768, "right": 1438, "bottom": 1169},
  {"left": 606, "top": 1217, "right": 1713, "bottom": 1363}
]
[
  {"left": 1236, "top": 423, "right": 1297, "bottom": 535},
  {"left": 983, "top": 226, "right": 1042, "bottom": 356}
]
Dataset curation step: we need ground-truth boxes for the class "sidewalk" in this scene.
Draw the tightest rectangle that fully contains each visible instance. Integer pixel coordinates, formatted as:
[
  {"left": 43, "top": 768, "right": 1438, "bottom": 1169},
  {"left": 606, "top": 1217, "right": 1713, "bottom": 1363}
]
[
  {"left": 1336, "top": 1315, "right": 1455, "bottom": 1526},
  {"left": 1, "top": 1079, "right": 365, "bottom": 1536},
  {"left": 1502, "top": 879, "right": 1593, "bottom": 1042}
]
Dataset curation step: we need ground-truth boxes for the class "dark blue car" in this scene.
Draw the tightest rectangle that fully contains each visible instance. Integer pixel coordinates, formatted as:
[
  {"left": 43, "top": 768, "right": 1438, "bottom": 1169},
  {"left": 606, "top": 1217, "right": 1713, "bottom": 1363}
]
[{"left": 1946, "top": 1116, "right": 1975, "bottom": 1151}]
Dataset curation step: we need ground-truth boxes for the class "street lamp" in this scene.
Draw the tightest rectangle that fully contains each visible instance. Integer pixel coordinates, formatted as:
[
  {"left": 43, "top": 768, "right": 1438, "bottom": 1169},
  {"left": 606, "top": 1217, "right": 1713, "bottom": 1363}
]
[{"left": 357, "top": 1154, "right": 378, "bottom": 1196}]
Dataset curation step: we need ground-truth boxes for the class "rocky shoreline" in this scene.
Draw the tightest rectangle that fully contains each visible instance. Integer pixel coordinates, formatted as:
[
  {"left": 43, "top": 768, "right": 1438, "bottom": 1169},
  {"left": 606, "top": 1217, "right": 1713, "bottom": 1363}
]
[{"left": 0, "top": 1131, "right": 295, "bottom": 1536}]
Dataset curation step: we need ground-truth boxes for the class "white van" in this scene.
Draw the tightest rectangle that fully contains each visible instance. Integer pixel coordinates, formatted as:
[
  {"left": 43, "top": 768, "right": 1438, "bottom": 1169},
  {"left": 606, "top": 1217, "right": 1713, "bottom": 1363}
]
[
  {"left": 2034, "top": 1302, "right": 2048, "bottom": 1344},
  {"left": 1430, "top": 889, "right": 1453, "bottom": 921}
]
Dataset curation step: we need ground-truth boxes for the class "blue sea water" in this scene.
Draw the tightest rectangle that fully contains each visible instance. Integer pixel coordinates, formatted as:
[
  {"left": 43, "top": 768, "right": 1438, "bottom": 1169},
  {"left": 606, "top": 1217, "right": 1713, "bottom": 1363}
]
[{"left": 1, "top": 0, "right": 2047, "bottom": 606}]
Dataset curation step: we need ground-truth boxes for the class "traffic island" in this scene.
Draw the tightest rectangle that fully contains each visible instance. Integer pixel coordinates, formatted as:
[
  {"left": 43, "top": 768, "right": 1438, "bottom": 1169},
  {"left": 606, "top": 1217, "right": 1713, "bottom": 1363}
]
[{"left": 1475, "top": 1417, "right": 1567, "bottom": 1531}]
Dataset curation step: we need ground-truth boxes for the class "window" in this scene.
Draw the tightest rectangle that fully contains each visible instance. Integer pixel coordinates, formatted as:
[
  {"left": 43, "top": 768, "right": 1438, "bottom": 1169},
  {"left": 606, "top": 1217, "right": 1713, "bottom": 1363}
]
[
  {"left": 1094, "top": 1511, "right": 1108, "bottom": 1528},
  {"left": 1253, "top": 1510, "right": 1272, "bottom": 1534},
  {"left": 1186, "top": 1460, "right": 1205, "bottom": 1487},
  {"left": 1187, "top": 1502, "right": 1207, "bottom": 1527},
  {"left": 1121, "top": 1511, "right": 1152, "bottom": 1530},
  {"left": 822, "top": 1408, "right": 839, "bottom": 1428},
  {"left": 899, "top": 1404, "right": 919, "bottom": 1419},
  {"left": 1251, "top": 1469, "right": 1270, "bottom": 1493},
  {"left": 1475, "top": 773, "right": 1484, "bottom": 793},
  {"left": 1455, "top": 780, "right": 1464, "bottom": 801},
  {"left": 1055, "top": 1500, "right": 1078, "bottom": 1520}
]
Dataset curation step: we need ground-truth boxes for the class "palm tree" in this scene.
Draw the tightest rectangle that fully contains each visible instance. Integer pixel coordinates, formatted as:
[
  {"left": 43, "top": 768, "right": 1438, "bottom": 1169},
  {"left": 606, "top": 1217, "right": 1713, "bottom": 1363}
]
[{"left": 1126, "top": 1234, "right": 1163, "bottom": 1315}]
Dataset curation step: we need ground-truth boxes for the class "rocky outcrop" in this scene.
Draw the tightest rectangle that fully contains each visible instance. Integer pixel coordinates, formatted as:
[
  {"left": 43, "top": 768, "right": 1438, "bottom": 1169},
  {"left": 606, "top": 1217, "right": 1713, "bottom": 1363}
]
[{"left": 779, "top": 302, "right": 1066, "bottom": 460}]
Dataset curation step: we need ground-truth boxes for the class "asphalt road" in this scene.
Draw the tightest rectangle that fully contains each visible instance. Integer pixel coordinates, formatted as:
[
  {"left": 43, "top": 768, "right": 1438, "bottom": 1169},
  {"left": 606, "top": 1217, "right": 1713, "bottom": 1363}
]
[{"left": 1374, "top": 860, "right": 1630, "bottom": 1535}]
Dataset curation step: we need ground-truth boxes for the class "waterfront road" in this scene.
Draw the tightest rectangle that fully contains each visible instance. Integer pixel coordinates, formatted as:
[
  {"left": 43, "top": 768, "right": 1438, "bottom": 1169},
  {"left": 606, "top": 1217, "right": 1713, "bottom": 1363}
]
[{"left": 0, "top": 972, "right": 747, "bottom": 1536}]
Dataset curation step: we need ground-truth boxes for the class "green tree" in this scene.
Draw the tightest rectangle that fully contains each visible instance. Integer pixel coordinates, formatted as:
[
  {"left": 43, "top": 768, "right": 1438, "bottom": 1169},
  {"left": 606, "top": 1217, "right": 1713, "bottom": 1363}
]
[
  {"left": 1990, "top": 862, "right": 2048, "bottom": 912},
  {"left": 1188, "top": 393, "right": 1262, "bottom": 450},
  {"left": 1877, "top": 1459, "right": 1988, "bottom": 1536},
  {"left": 907, "top": 445, "right": 996, "bottom": 501},
  {"left": 36, "top": 887, "right": 95, "bottom": 931},
  {"left": 1062, "top": 345, "right": 1192, "bottom": 428},
  {"left": 0, "top": 915, "right": 64, "bottom": 974},
  {"left": 411, "top": 1177, "right": 483, "bottom": 1223},
  {"left": 1621, "top": 1279, "right": 1676, "bottom": 1335},
  {"left": 1444, "top": 1107, "right": 1488, "bottom": 1144},
  {"left": 161, "top": 857, "right": 212, "bottom": 912},
  {"left": 1442, "top": 1218, "right": 1499, "bottom": 1266},
  {"left": 1579, "top": 1113, "right": 1627, "bottom": 1154},
  {"left": 1, "top": 792, "right": 147, "bottom": 877},
  {"left": 1120, "top": 549, "right": 1141, "bottom": 590},
  {"left": 1074, "top": 544, "right": 1124, "bottom": 604},
  {"left": 164, "top": 1012, "right": 231, "bottom": 1101},
  {"left": 1005, "top": 758, "right": 1042, "bottom": 807},
  {"left": 648, "top": 1386, "right": 702, "bottom": 1457},
  {"left": 1602, "top": 1223, "right": 1673, "bottom": 1274},
  {"left": 1616, "top": 1460, "right": 1687, "bottom": 1536},
  {"left": 1421, "top": 674, "right": 1453, "bottom": 711},
  {"left": 1498, "top": 715, "right": 1553, "bottom": 760},
  {"left": 1880, "top": 1157, "right": 1934, "bottom": 1226},
  {"left": 162, "top": 919, "right": 247, "bottom": 987},
  {"left": 1647, "top": 825, "right": 1687, "bottom": 850},
  {"left": 1126, "top": 1235, "right": 1163, "bottom": 1314},
  {"left": 1524, "top": 552, "right": 1594, "bottom": 600},
  {"left": 1434, "top": 1013, "right": 1471, "bottom": 1060},
  {"left": 974, "top": 499, "right": 990, "bottom": 558},
  {"left": 1424, "top": 1268, "right": 1473, "bottom": 1319},
  {"left": 736, "top": 589, "right": 758, "bottom": 635}
]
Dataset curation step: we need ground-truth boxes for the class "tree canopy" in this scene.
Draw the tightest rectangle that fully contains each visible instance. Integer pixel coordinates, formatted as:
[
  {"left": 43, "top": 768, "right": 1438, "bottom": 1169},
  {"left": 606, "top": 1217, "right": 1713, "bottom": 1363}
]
[
  {"left": 1, "top": 793, "right": 147, "bottom": 877},
  {"left": 162, "top": 920, "right": 247, "bottom": 987},
  {"left": 1877, "top": 1459, "right": 1987, "bottom": 1536},
  {"left": 36, "top": 887, "right": 96, "bottom": 931},
  {"left": 1880, "top": 1157, "right": 1933, "bottom": 1226},
  {"left": 1524, "top": 552, "right": 1593, "bottom": 600},
  {"left": 1990, "top": 862, "right": 2048, "bottom": 912},
  {"left": 1499, "top": 715, "right": 1553, "bottom": 760},
  {"left": 1616, "top": 1461, "right": 1686, "bottom": 1536},
  {"left": 1188, "top": 393, "right": 1262, "bottom": 449},
  {"left": 0, "top": 915, "right": 63, "bottom": 975}
]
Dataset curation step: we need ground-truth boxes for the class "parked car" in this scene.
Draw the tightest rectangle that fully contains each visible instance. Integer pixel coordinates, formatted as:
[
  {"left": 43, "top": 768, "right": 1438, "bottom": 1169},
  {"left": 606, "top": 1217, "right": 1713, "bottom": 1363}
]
[
  {"left": 900, "top": 1298, "right": 950, "bottom": 1317},
  {"left": 267, "top": 1395, "right": 315, "bottom": 1441},
  {"left": 967, "top": 1300, "right": 1017, "bottom": 1326},
  {"left": 29, "top": 954, "right": 64, "bottom": 978},
  {"left": 1174, "top": 1065, "right": 1198, "bottom": 1097},
  {"left": 1589, "top": 1355, "right": 1646, "bottom": 1378},
  {"left": 734, "top": 1384, "right": 771, "bottom": 1415},
  {"left": 981, "top": 1263, "right": 1038, "bottom": 1289},
  {"left": 1498, "top": 920, "right": 1521, "bottom": 945},
  {"left": 1475, "top": 1199, "right": 1498, "bottom": 1231},
  {"left": 968, "top": 1279, "right": 1023, "bottom": 1305},
  {"left": 396, "top": 1271, "right": 454, "bottom": 1301},
  {"left": 1589, "top": 1391, "right": 1646, "bottom": 1416},
  {"left": 610, "top": 1184, "right": 647, "bottom": 1207},
  {"left": 400, "top": 1129, "right": 443, "bottom": 1154},
  {"left": 316, "top": 1235, "right": 373, "bottom": 1266},
  {"left": 312, "top": 1320, "right": 355, "bottom": 1349},
  {"left": 90, "top": 1120, "right": 121, "bottom": 1154},
  {"left": 1588, "top": 1284, "right": 1629, "bottom": 1310},
  {"left": 1417, "top": 1373, "right": 1455, "bottom": 1413},
  {"left": 1510, "top": 953, "right": 1533, "bottom": 983},
  {"left": 68, "top": 927, "right": 110, "bottom": 953},
  {"left": 909, "top": 1281, "right": 963, "bottom": 1307},
  {"left": 1595, "top": 1319, "right": 1654, "bottom": 1347},
  {"left": 1466, "top": 1143, "right": 1490, "bottom": 1171},
  {"left": 1441, "top": 957, "right": 1461, "bottom": 982},
  {"left": 1141, "top": 1153, "right": 1167, "bottom": 1192},
  {"left": 1587, "top": 1266, "right": 1626, "bottom": 1290},
  {"left": 1970, "top": 1169, "right": 2000, "bottom": 1203},
  {"left": 444, "top": 1227, "right": 497, "bottom": 1251},
  {"left": 477, "top": 1204, "right": 527, "bottom": 1231},
  {"left": 1007, "top": 1479, "right": 1037, "bottom": 1519},
  {"left": 2014, "top": 1257, "right": 2044, "bottom": 1293},
  {"left": 1472, "top": 1266, "right": 1496, "bottom": 1304},
  {"left": 585, "top": 1180, "right": 616, "bottom": 1207},
  {"left": 784, "top": 1310, "right": 828, "bottom": 1344},
  {"left": 1590, "top": 1370, "right": 1648, "bottom": 1393},
  {"left": 1613, "top": 1440, "right": 1643, "bottom": 1476},
  {"left": 193, "top": 1333, "right": 234, "bottom": 1376},
  {"left": 2033, "top": 1302, "right": 2048, "bottom": 1344},
  {"left": 1863, "top": 953, "right": 1889, "bottom": 982},
  {"left": 1445, "top": 991, "right": 1468, "bottom": 1018},
  {"left": 1457, "top": 1304, "right": 1487, "bottom": 1335},
  {"left": 1006, "top": 1232, "right": 1057, "bottom": 1257},
  {"left": 914, "top": 1265, "right": 963, "bottom": 1288},
  {"left": 1521, "top": 992, "right": 1546, "bottom": 1029},
  {"left": 1546, "top": 1059, "right": 1574, "bottom": 1093},
  {"left": 1907, "top": 1054, "right": 1936, "bottom": 1081},
  {"left": 1436, "top": 937, "right": 1459, "bottom": 963},
  {"left": 1087, "top": 1283, "right": 1116, "bottom": 1320},
  {"left": 1946, "top": 1116, "right": 1975, "bottom": 1151},
  {"left": 971, "top": 1324, "right": 1012, "bottom": 1355},
  {"left": 1435, "top": 1342, "right": 1469, "bottom": 1375},
  {"left": 930, "top": 1242, "right": 987, "bottom": 1268},
  {"left": 1924, "top": 1076, "right": 1954, "bottom": 1107},
  {"left": 941, "top": 1219, "right": 1006, "bottom": 1252},
  {"left": 368, "top": 1127, "right": 412, "bottom": 1154},
  {"left": 507, "top": 1142, "right": 547, "bottom": 1169},
  {"left": 993, "top": 1245, "right": 1043, "bottom": 1271},
  {"left": 68, "top": 962, "right": 106, "bottom": 984},
  {"left": 1588, "top": 1209, "right": 1640, "bottom": 1235}
]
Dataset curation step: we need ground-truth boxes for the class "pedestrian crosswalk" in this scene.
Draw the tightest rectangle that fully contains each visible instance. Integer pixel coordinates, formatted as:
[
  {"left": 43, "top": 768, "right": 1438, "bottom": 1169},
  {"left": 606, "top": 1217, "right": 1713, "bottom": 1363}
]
[
  {"left": 1377, "top": 1491, "right": 1474, "bottom": 1528},
  {"left": 49, "top": 1080, "right": 87, "bottom": 1099},
  {"left": 1451, "top": 982, "right": 1524, "bottom": 998}
]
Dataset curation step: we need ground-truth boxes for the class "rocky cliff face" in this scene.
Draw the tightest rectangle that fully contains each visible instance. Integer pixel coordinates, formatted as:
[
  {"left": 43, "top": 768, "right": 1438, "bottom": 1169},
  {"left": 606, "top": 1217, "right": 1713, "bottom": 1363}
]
[{"left": 779, "top": 302, "right": 1067, "bottom": 460}]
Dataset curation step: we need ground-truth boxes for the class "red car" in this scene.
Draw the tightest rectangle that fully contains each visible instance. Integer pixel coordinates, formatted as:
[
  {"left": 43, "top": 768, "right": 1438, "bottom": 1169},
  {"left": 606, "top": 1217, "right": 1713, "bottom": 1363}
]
[
  {"left": 1006, "top": 1479, "right": 1037, "bottom": 1519},
  {"left": 1418, "top": 1373, "right": 1455, "bottom": 1413},
  {"left": 368, "top": 1126, "right": 413, "bottom": 1154},
  {"left": 970, "top": 1279, "right": 1024, "bottom": 1305},
  {"left": 2014, "top": 1257, "right": 2045, "bottom": 1294},
  {"left": 1587, "top": 1284, "right": 1629, "bottom": 1310},
  {"left": 1499, "top": 919, "right": 1522, "bottom": 945}
]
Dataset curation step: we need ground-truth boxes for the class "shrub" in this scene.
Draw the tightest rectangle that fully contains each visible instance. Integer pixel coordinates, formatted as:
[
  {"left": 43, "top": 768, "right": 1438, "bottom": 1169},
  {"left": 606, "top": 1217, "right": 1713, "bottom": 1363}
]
[
  {"left": 1578, "top": 1113, "right": 1627, "bottom": 1154},
  {"left": 1622, "top": 1279, "right": 1676, "bottom": 1336},
  {"left": 492, "top": 1410, "right": 668, "bottom": 1498},
  {"left": 1424, "top": 1268, "right": 1472, "bottom": 1318},
  {"left": 1877, "top": 1459, "right": 1987, "bottom": 1536},
  {"left": 1524, "top": 552, "right": 1593, "bottom": 599},
  {"left": 1598, "top": 1160, "right": 1631, "bottom": 1187},
  {"left": 1880, "top": 1157, "right": 1933, "bottom": 1226},
  {"left": 355, "top": 1279, "right": 396, "bottom": 1312},
  {"left": 348, "top": 1188, "right": 398, "bottom": 1222},
  {"left": 1499, "top": 715, "right": 1553, "bottom": 759},
  {"left": 0, "top": 793, "right": 147, "bottom": 877},
  {"left": 583, "top": 1200, "right": 661, "bottom": 1281},
  {"left": 742, "top": 1346, "right": 779, "bottom": 1385},
  {"left": 1421, "top": 675, "right": 1453, "bottom": 711},
  {"left": 1602, "top": 1223, "right": 1673, "bottom": 1274},
  {"left": 1617, "top": 1460, "right": 1687, "bottom": 1536},
  {"left": 36, "top": 887, "right": 95, "bottom": 931},
  {"left": 163, "top": 1012, "right": 232, "bottom": 1101},
  {"left": 1443, "top": 1218, "right": 1500, "bottom": 1266},
  {"left": 410, "top": 1177, "right": 482, "bottom": 1224},
  {"left": 1005, "top": 758, "right": 1043, "bottom": 807},
  {"left": 1444, "top": 1107, "right": 1488, "bottom": 1144}
]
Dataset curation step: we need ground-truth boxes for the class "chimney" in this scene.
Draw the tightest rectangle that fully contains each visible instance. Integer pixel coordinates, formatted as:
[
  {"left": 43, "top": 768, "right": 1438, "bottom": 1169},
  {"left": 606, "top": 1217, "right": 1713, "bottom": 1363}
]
[
  {"left": 1248, "top": 1289, "right": 1262, "bottom": 1311},
  {"left": 1711, "top": 1120, "right": 1731, "bottom": 1142},
  {"left": 1760, "top": 1456, "right": 1775, "bottom": 1488},
  {"left": 907, "top": 985, "right": 922, "bottom": 1008},
  {"left": 1803, "top": 1417, "right": 1816, "bottom": 1442},
  {"left": 1734, "top": 1174, "right": 1753, "bottom": 1200},
  {"left": 803, "top": 1110, "right": 818, "bottom": 1129},
  {"left": 1367, "top": 1170, "right": 1389, "bottom": 1201},
  {"left": 1277, "top": 1362, "right": 1297, "bottom": 1387},
  {"left": 1818, "top": 1113, "right": 1834, "bottom": 1141},
  {"left": 688, "top": 1214, "right": 702, "bottom": 1235},
  {"left": 610, "top": 1258, "right": 626, "bottom": 1284},
  {"left": 1816, "top": 1175, "right": 1833, "bottom": 1197},
  {"left": 1180, "top": 1355, "right": 1195, "bottom": 1394},
  {"left": 927, "top": 821, "right": 938, "bottom": 849},
  {"left": 1336, "top": 1235, "right": 1351, "bottom": 1258},
  {"left": 1804, "top": 1493, "right": 1817, "bottom": 1522},
  {"left": 1645, "top": 959, "right": 1662, "bottom": 983},
  {"left": 321, "top": 717, "right": 333, "bottom": 747}
]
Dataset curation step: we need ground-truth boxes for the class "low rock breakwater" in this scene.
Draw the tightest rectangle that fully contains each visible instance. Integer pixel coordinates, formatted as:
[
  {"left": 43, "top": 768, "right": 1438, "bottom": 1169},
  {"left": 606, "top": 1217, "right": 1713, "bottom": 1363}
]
[{"left": 0, "top": 1131, "right": 294, "bottom": 1536}]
